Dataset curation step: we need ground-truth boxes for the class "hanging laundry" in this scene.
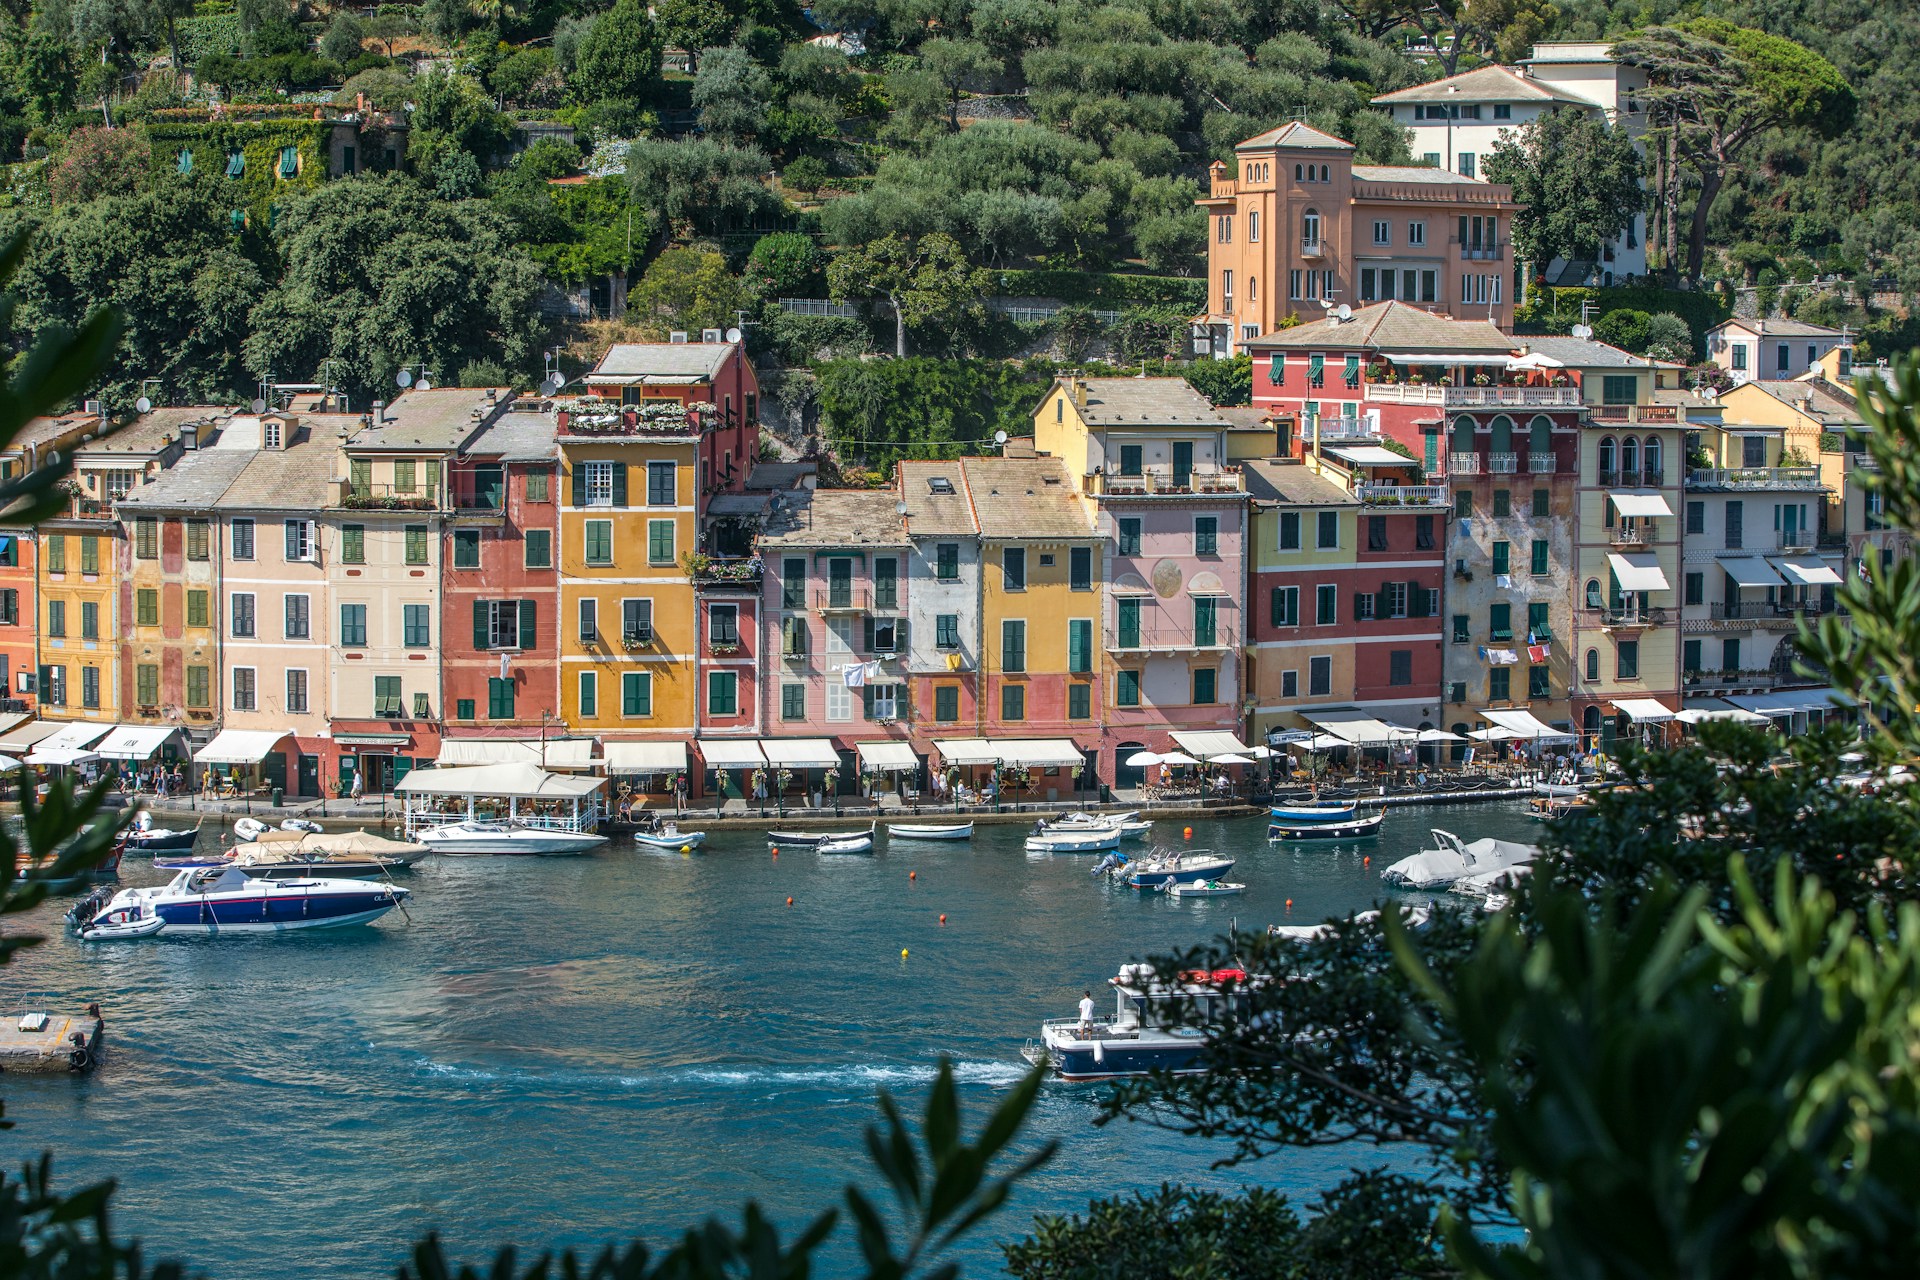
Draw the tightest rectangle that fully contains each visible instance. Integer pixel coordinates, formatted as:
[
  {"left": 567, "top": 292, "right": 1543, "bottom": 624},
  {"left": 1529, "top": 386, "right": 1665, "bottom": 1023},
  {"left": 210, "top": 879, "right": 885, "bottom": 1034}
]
[
  {"left": 843, "top": 661, "right": 875, "bottom": 689},
  {"left": 1527, "top": 644, "right": 1550, "bottom": 664},
  {"left": 1495, "top": 574, "right": 1512, "bottom": 589},
  {"left": 1486, "top": 648, "right": 1520, "bottom": 666}
]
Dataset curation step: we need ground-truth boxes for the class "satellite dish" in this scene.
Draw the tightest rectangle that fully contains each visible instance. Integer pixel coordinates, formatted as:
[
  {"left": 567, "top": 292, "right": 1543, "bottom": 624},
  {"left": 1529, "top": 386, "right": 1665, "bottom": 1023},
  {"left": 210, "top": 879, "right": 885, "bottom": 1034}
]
[
  {"left": 1571, "top": 323, "right": 1593, "bottom": 340},
  {"left": 415, "top": 376, "right": 433, "bottom": 391},
  {"left": 725, "top": 327, "right": 743, "bottom": 343},
  {"left": 993, "top": 430, "right": 1009, "bottom": 446},
  {"left": 251, "top": 398, "right": 266, "bottom": 413},
  {"left": 541, "top": 374, "right": 563, "bottom": 396},
  {"left": 135, "top": 396, "right": 152, "bottom": 413},
  {"left": 396, "top": 368, "right": 413, "bottom": 389},
  {"left": 1334, "top": 303, "right": 1352, "bottom": 321}
]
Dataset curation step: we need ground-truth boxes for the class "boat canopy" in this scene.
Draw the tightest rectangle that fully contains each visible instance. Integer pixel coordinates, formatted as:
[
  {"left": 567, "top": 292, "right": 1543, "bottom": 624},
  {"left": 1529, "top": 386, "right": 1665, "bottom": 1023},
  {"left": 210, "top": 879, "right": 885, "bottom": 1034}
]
[
  {"left": 194, "top": 729, "right": 292, "bottom": 765},
  {"left": 393, "top": 762, "right": 606, "bottom": 798},
  {"left": 855, "top": 741, "right": 918, "bottom": 772},
  {"left": 95, "top": 725, "right": 183, "bottom": 761},
  {"left": 1170, "top": 730, "right": 1252, "bottom": 757},
  {"left": 760, "top": 738, "right": 840, "bottom": 769},
  {"left": 435, "top": 738, "right": 597, "bottom": 769},
  {"left": 602, "top": 742, "right": 688, "bottom": 773}
]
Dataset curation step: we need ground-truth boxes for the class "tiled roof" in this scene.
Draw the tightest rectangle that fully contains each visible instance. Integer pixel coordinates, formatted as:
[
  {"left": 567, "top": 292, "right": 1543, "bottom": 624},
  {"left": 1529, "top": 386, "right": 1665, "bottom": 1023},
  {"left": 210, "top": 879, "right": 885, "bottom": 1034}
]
[
  {"left": 1711, "top": 318, "right": 1849, "bottom": 339},
  {"left": 79, "top": 406, "right": 229, "bottom": 456},
  {"left": 350, "top": 388, "right": 509, "bottom": 451},
  {"left": 957, "top": 456, "right": 1091, "bottom": 539},
  {"left": 1236, "top": 121, "right": 1353, "bottom": 151},
  {"left": 212, "top": 433, "right": 338, "bottom": 513},
  {"left": 759, "top": 488, "right": 907, "bottom": 548},
  {"left": 1742, "top": 380, "right": 1864, "bottom": 426},
  {"left": 897, "top": 460, "right": 977, "bottom": 536},
  {"left": 7, "top": 414, "right": 102, "bottom": 456},
  {"left": 462, "top": 410, "right": 556, "bottom": 462},
  {"left": 1247, "top": 301, "right": 1513, "bottom": 352},
  {"left": 1520, "top": 335, "right": 1670, "bottom": 368},
  {"left": 1242, "top": 459, "right": 1358, "bottom": 507},
  {"left": 1371, "top": 64, "right": 1592, "bottom": 106},
  {"left": 1352, "top": 165, "right": 1497, "bottom": 187},
  {"left": 116, "top": 448, "right": 256, "bottom": 510},
  {"left": 744, "top": 461, "right": 817, "bottom": 491},
  {"left": 589, "top": 342, "right": 735, "bottom": 380},
  {"left": 1066, "top": 377, "right": 1232, "bottom": 427}
]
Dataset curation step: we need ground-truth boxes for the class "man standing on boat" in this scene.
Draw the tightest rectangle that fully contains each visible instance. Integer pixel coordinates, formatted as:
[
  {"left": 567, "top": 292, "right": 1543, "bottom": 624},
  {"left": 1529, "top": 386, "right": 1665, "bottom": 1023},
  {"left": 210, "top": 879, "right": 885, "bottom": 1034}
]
[{"left": 1078, "top": 991, "right": 1097, "bottom": 1035}]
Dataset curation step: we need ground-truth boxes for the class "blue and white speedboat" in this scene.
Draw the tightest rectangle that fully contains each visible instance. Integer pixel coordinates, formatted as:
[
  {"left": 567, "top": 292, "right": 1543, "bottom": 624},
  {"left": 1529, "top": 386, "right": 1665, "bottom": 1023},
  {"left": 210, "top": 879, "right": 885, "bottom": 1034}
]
[
  {"left": 1119, "top": 850, "right": 1235, "bottom": 888},
  {"left": 1021, "top": 962, "right": 1254, "bottom": 1081},
  {"left": 74, "top": 865, "right": 408, "bottom": 938}
]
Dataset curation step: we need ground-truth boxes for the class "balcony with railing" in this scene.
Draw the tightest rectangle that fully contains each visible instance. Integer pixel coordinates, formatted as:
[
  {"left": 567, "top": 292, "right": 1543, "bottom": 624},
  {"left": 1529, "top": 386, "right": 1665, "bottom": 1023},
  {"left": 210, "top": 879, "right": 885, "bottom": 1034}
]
[
  {"left": 1092, "top": 464, "right": 1245, "bottom": 498},
  {"left": 334, "top": 481, "right": 441, "bottom": 511},
  {"left": 1106, "top": 622, "right": 1234, "bottom": 653},
  {"left": 1448, "top": 452, "right": 1482, "bottom": 475},
  {"left": 1609, "top": 520, "right": 1657, "bottom": 547},
  {"left": 555, "top": 401, "right": 710, "bottom": 439},
  {"left": 1777, "top": 528, "right": 1817, "bottom": 551},
  {"left": 1529, "top": 452, "right": 1557, "bottom": 474},
  {"left": 1300, "top": 237, "right": 1324, "bottom": 258},
  {"left": 1592, "top": 605, "right": 1671, "bottom": 629},
  {"left": 1598, "top": 468, "right": 1664, "bottom": 489},
  {"left": 1357, "top": 483, "right": 1449, "bottom": 507},
  {"left": 686, "top": 554, "right": 763, "bottom": 590},
  {"left": 1488, "top": 452, "right": 1519, "bottom": 474},
  {"left": 1686, "top": 466, "right": 1825, "bottom": 491},
  {"left": 1683, "top": 667, "right": 1793, "bottom": 692},
  {"left": 1365, "top": 383, "right": 1581, "bottom": 408},
  {"left": 1453, "top": 236, "right": 1506, "bottom": 261},
  {"left": 813, "top": 587, "right": 870, "bottom": 612},
  {"left": 1588, "top": 403, "right": 1681, "bottom": 424}
]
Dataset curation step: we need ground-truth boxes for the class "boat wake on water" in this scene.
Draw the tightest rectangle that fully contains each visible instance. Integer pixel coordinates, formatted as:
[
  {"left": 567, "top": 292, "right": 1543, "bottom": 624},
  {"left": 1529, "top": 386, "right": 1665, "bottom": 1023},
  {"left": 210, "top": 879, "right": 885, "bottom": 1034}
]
[{"left": 408, "top": 1057, "right": 1029, "bottom": 1091}]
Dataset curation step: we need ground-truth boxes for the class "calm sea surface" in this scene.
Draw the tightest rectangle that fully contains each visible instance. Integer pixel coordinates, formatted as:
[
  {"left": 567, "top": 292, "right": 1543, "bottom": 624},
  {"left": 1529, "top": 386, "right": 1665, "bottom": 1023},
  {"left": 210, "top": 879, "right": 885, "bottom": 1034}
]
[{"left": 0, "top": 803, "right": 1534, "bottom": 1277}]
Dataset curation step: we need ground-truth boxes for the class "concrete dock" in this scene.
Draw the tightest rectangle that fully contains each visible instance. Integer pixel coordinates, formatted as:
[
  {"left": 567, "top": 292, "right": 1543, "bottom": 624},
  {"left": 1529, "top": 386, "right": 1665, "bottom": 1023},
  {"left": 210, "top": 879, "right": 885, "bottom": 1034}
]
[{"left": 0, "top": 1002, "right": 102, "bottom": 1073}]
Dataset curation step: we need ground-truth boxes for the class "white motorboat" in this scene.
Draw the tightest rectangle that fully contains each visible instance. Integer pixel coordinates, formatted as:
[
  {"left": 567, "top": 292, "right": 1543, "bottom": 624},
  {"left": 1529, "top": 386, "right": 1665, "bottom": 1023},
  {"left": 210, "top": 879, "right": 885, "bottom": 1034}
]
[
  {"left": 1166, "top": 879, "right": 1244, "bottom": 898},
  {"left": 1039, "top": 811, "right": 1149, "bottom": 840},
  {"left": 1451, "top": 862, "right": 1532, "bottom": 900},
  {"left": 1267, "top": 812, "right": 1383, "bottom": 842},
  {"left": 816, "top": 832, "right": 875, "bottom": 854},
  {"left": 1122, "top": 850, "right": 1235, "bottom": 888},
  {"left": 1025, "top": 827, "right": 1122, "bottom": 854},
  {"left": 74, "top": 865, "right": 408, "bottom": 937},
  {"left": 886, "top": 822, "right": 973, "bottom": 841},
  {"left": 233, "top": 816, "right": 324, "bottom": 841},
  {"left": 1021, "top": 962, "right": 1256, "bottom": 1081},
  {"left": 1267, "top": 903, "right": 1431, "bottom": 942},
  {"left": 1268, "top": 799, "right": 1360, "bottom": 824},
  {"left": 1381, "top": 829, "right": 1538, "bottom": 890},
  {"left": 629, "top": 821, "right": 707, "bottom": 850},
  {"left": 414, "top": 821, "right": 608, "bottom": 856}
]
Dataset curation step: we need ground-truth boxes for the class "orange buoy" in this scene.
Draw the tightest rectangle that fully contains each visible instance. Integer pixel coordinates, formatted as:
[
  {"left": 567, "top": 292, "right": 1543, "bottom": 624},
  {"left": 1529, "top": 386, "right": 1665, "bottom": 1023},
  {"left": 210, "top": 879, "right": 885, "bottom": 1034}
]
[
  {"left": 939, "top": 913, "right": 947, "bottom": 924},
  {"left": 1363, "top": 856, "right": 1370, "bottom": 866},
  {"left": 909, "top": 870, "right": 917, "bottom": 881},
  {"left": 786, "top": 896, "right": 793, "bottom": 906},
  {"left": 1285, "top": 898, "right": 1293, "bottom": 910},
  {"left": 770, "top": 846, "right": 778, "bottom": 856},
  {"left": 1183, "top": 826, "right": 1192, "bottom": 840}
]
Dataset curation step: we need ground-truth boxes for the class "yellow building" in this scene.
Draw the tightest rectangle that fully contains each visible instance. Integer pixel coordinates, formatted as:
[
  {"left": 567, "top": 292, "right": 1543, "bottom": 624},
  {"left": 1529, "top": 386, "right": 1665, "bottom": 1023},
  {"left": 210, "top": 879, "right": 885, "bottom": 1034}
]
[
  {"left": 1716, "top": 376, "right": 1862, "bottom": 535},
  {"left": 556, "top": 406, "right": 700, "bottom": 744},
  {"left": 37, "top": 409, "right": 199, "bottom": 723}
]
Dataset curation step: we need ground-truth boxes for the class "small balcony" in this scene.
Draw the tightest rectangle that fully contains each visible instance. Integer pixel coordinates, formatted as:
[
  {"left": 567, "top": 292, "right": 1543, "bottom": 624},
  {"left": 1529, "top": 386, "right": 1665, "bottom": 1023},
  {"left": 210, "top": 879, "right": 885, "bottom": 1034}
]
[
  {"left": 555, "top": 402, "right": 707, "bottom": 439},
  {"left": 1528, "top": 453, "right": 1557, "bottom": 474},
  {"left": 1448, "top": 452, "right": 1482, "bottom": 475},
  {"left": 1092, "top": 465, "right": 1245, "bottom": 498},
  {"left": 687, "top": 555, "right": 763, "bottom": 590},
  {"left": 1454, "top": 238, "right": 1506, "bottom": 261},
  {"left": 1488, "top": 452, "right": 1519, "bottom": 474},
  {"left": 1365, "top": 384, "right": 1581, "bottom": 408},
  {"left": 1686, "top": 466, "right": 1824, "bottom": 491},
  {"left": 1778, "top": 528, "right": 1816, "bottom": 551},
  {"left": 1106, "top": 623, "right": 1233, "bottom": 653},
  {"left": 1596, "top": 606, "right": 1670, "bottom": 630},
  {"left": 1609, "top": 522, "right": 1656, "bottom": 547},
  {"left": 335, "top": 482, "right": 440, "bottom": 511},
  {"left": 1300, "top": 237, "right": 1324, "bottom": 258},
  {"left": 1357, "top": 483, "right": 1448, "bottom": 507},
  {"left": 1588, "top": 403, "right": 1681, "bottom": 425},
  {"left": 812, "top": 587, "right": 896, "bottom": 612}
]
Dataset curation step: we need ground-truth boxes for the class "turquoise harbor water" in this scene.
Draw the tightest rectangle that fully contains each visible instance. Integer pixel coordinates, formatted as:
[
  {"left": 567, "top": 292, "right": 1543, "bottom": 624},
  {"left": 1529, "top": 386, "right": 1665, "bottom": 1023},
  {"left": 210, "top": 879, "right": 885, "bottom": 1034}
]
[{"left": 0, "top": 805, "right": 1533, "bottom": 1277}]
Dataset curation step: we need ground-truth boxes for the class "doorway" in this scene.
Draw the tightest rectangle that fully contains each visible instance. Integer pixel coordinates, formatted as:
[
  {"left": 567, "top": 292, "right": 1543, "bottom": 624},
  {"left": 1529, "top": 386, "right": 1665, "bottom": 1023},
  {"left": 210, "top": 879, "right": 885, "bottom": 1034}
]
[{"left": 297, "top": 753, "right": 320, "bottom": 799}]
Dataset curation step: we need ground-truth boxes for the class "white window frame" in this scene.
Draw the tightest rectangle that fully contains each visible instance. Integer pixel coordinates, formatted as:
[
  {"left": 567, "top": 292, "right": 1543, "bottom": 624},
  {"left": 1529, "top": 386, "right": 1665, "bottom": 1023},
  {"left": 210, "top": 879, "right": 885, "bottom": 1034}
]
[
  {"left": 584, "top": 461, "right": 615, "bottom": 507},
  {"left": 284, "top": 519, "right": 315, "bottom": 563},
  {"left": 286, "top": 668, "right": 308, "bottom": 714},
  {"left": 1408, "top": 221, "right": 1426, "bottom": 247},
  {"left": 489, "top": 600, "right": 523, "bottom": 650},
  {"left": 578, "top": 596, "right": 598, "bottom": 642},
  {"left": 622, "top": 597, "right": 654, "bottom": 645},
  {"left": 232, "top": 665, "right": 257, "bottom": 712},
  {"left": 1373, "top": 220, "right": 1390, "bottom": 245},
  {"left": 231, "top": 592, "right": 256, "bottom": 639}
]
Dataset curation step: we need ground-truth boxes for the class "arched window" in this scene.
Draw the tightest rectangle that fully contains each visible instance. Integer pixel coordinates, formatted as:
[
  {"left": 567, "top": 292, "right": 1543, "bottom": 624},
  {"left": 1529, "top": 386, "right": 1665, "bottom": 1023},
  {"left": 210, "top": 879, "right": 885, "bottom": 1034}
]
[
  {"left": 1643, "top": 436, "right": 1662, "bottom": 479},
  {"left": 1585, "top": 578, "right": 1603, "bottom": 609},
  {"left": 1249, "top": 276, "right": 1257, "bottom": 302},
  {"left": 1294, "top": 163, "right": 1303, "bottom": 180},
  {"left": 1452, "top": 415, "right": 1475, "bottom": 453},
  {"left": 1620, "top": 435, "right": 1639, "bottom": 475},
  {"left": 1489, "top": 414, "right": 1513, "bottom": 455},
  {"left": 1529, "top": 414, "right": 1552, "bottom": 455},
  {"left": 1585, "top": 649, "right": 1600, "bottom": 682},
  {"left": 1597, "top": 436, "right": 1615, "bottom": 477},
  {"left": 1320, "top": 164, "right": 1330, "bottom": 181},
  {"left": 1302, "top": 209, "right": 1321, "bottom": 247}
]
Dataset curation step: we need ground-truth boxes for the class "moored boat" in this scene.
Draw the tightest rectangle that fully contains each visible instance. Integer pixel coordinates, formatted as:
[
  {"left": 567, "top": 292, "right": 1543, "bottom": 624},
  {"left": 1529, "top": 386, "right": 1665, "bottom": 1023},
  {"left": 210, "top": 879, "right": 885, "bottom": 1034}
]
[
  {"left": 1121, "top": 849, "right": 1235, "bottom": 887},
  {"left": 121, "top": 813, "right": 198, "bottom": 854},
  {"left": 1267, "top": 812, "right": 1383, "bottom": 842},
  {"left": 629, "top": 820, "right": 708, "bottom": 850},
  {"left": 415, "top": 821, "right": 608, "bottom": 856},
  {"left": 816, "top": 832, "right": 876, "bottom": 854},
  {"left": 1268, "top": 799, "right": 1359, "bottom": 824},
  {"left": 1381, "top": 829, "right": 1538, "bottom": 890},
  {"left": 74, "top": 865, "right": 408, "bottom": 937},
  {"left": 1166, "top": 879, "right": 1244, "bottom": 898},
  {"left": 886, "top": 821, "right": 973, "bottom": 841},
  {"left": 233, "top": 816, "right": 324, "bottom": 841},
  {"left": 1021, "top": 963, "right": 1255, "bottom": 1081},
  {"left": 1025, "top": 827, "right": 1122, "bottom": 854}
]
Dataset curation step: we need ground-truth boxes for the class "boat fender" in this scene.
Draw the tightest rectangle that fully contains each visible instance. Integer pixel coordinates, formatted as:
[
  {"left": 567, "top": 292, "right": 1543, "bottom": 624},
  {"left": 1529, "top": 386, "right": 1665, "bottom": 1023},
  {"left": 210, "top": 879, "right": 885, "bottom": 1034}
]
[{"left": 1092, "top": 1039, "right": 1104, "bottom": 1064}]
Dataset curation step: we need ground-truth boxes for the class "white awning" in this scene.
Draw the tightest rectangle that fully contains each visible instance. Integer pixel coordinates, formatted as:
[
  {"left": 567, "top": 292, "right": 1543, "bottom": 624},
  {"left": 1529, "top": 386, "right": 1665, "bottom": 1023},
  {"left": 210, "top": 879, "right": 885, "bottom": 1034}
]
[
  {"left": 37, "top": 722, "right": 112, "bottom": 753},
  {"left": 1720, "top": 556, "right": 1785, "bottom": 588},
  {"left": 1608, "top": 552, "right": 1670, "bottom": 592},
  {"left": 1303, "top": 709, "right": 1399, "bottom": 745},
  {"left": 0, "top": 720, "right": 63, "bottom": 753},
  {"left": 1727, "top": 688, "right": 1856, "bottom": 717},
  {"left": 856, "top": 741, "right": 920, "bottom": 771},
  {"left": 194, "top": 728, "right": 292, "bottom": 765},
  {"left": 1326, "top": 445, "right": 1413, "bottom": 466},
  {"left": 934, "top": 737, "right": 1083, "bottom": 767},
  {"left": 26, "top": 746, "right": 98, "bottom": 767},
  {"left": 1608, "top": 491, "right": 1674, "bottom": 518},
  {"left": 435, "top": 738, "right": 597, "bottom": 769},
  {"left": 698, "top": 739, "right": 765, "bottom": 769},
  {"left": 935, "top": 738, "right": 998, "bottom": 766},
  {"left": 1771, "top": 556, "right": 1843, "bottom": 586},
  {"left": 393, "top": 762, "right": 605, "bottom": 798},
  {"left": 1478, "top": 708, "right": 1574, "bottom": 739},
  {"left": 1612, "top": 697, "right": 1677, "bottom": 722},
  {"left": 94, "top": 725, "right": 181, "bottom": 761},
  {"left": 602, "top": 742, "right": 688, "bottom": 773},
  {"left": 1677, "top": 698, "right": 1769, "bottom": 724},
  {"left": 1170, "top": 730, "right": 1252, "bottom": 757},
  {"left": 760, "top": 738, "right": 841, "bottom": 769}
]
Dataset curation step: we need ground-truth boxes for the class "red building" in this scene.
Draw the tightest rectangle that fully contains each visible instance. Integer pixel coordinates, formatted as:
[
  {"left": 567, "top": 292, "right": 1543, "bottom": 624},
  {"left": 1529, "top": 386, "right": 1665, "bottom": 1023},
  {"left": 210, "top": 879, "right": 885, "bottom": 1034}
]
[
  {"left": 0, "top": 414, "right": 100, "bottom": 712},
  {"left": 582, "top": 339, "right": 761, "bottom": 495},
  {"left": 440, "top": 408, "right": 563, "bottom": 750}
]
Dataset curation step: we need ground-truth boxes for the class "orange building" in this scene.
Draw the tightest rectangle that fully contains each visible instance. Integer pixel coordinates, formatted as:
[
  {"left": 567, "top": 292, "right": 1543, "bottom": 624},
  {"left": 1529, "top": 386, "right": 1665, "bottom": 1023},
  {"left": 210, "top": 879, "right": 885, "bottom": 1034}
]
[
  {"left": 1195, "top": 121, "right": 1522, "bottom": 354},
  {"left": 0, "top": 413, "right": 101, "bottom": 712}
]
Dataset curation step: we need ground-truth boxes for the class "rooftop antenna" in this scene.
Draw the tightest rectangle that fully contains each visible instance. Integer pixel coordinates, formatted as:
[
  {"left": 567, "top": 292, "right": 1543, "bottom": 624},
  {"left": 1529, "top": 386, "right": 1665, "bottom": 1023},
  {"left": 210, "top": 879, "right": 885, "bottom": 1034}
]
[
  {"left": 135, "top": 378, "right": 161, "bottom": 414},
  {"left": 1333, "top": 303, "right": 1352, "bottom": 323},
  {"left": 1571, "top": 323, "right": 1593, "bottom": 340},
  {"left": 395, "top": 367, "right": 413, "bottom": 390},
  {"left": 993, "top": 430, "right": 1009, "bottom": 452}
]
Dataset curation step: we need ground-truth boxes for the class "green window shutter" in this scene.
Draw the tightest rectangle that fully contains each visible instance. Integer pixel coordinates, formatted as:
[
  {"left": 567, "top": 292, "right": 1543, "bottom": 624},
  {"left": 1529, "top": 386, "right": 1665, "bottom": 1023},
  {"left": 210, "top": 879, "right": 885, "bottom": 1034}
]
[
  {"left": 1531, "top": 539, "right": 1549, "bottom": 575},
  {"left": 1343, "top": 354, "right": 1360, "bottom": 386},
  {"left": 579, "top": 673, "right": 596, "bottom": 718},
  {"left": 1269, "top": 354, "right": 1284, "bottom": 385},
  {"left": 226, "top": 151, "right": 244, "bottom": 178},
  {"left": 571, "top": 464, "right": 587, "bottom": 507},
  {"left": 1068, "top": 619, "right": 1090, "bottom": 672},
  {"left": 177, "top": 149, "right": 193, "bottom": 174},
  {"left": 611, "top": 464, "right": 628, "bottom": 507},
  {"left": 518, "top": 599, "right": 537, "bottom": 650},
  {"left": 279, "top": 146, "right": 298, "bottom": 178},
  {"left": 1308, "top": 354, "right": 1324, "bottom": 383},
  {"left": 1492, "top": 542, "right": 1510, "bottom": 575},
  {"left": 1490, "top": 602, "right": 1511, "bottom": 637},
  {"left": 474, "top": 601, "right": 489, "bottom": 650}
]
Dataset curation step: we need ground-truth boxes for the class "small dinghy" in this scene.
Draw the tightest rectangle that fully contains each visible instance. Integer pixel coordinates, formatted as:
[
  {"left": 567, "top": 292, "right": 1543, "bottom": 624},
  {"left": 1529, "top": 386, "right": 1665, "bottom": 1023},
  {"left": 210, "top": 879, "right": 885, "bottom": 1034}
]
[
  {"left": 1166, "top": 879, "right": 1244, "bottom": 898},
  {"left": 1268, "top": 799, "right": 1359, "bottom": 824},
  {"left": 121, "top": 813, "right": 198, "bottom": 854},
  {"left": 1268, "top": 812, "right": 1383, "bottom": 842},
  {"left": 1038, "top": 811, "right": 1149, "bottom": 840},
  {"left": 74, "top": 908, "right": 166, "bottom": 941},
  {"left": 630, "top": 821, "right": 708, "bottom": 851},
  {"left": 815, "top": 832, "right": 875, "bottom": 854},
  {"left": 1026, "top": 827, "right": 1122, "bottom": 854},
  {"left": 887, "top": 822, "right": 973, "bottom": 841},
  {"left": 234, "top": 816, "right": 324, "bottom": 841},
  {"left": 765, "top": 829, "right": 837, "bottom": 846}
]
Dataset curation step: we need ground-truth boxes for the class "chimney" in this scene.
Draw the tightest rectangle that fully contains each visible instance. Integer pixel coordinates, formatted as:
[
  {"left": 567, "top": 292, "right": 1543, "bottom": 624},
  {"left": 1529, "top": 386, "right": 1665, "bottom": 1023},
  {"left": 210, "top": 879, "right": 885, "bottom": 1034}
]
[
  {"left": 181, "top": 423, "right": 199, "bottom": 451},
  {"left": 372, "top": 399, "right": 386, "bottom": 423},
  {"left": 1072, "top": 379, "right": 1088, "bottom": 409}
]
